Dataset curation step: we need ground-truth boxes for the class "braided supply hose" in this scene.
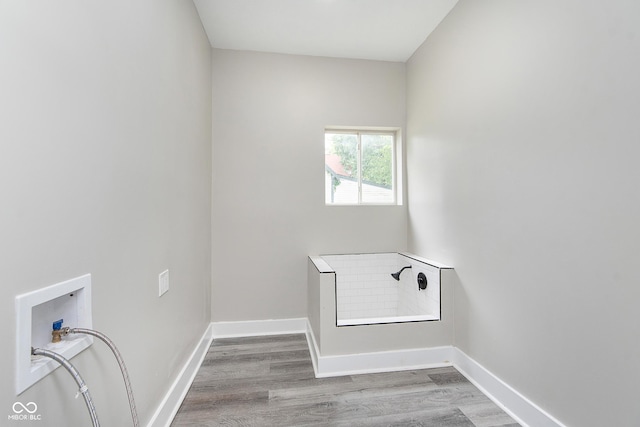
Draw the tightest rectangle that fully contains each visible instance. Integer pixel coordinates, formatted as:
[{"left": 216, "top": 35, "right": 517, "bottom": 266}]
[
  {"left": 31, "top": 347, "right": 100, "bottom": 427},
  {"left": 68, "top": 328, "right": 138, "bottom": 427}
]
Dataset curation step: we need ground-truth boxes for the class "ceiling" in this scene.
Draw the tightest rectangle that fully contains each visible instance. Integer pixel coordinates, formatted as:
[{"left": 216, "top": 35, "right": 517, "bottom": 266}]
[{"left": 193, "top": 0, "right": 459, "bottom": 62}]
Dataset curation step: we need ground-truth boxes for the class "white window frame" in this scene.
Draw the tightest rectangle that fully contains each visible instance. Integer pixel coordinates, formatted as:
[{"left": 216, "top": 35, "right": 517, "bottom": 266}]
[{"left": 325, "top": 127, "right": 401, "bottom": 206}]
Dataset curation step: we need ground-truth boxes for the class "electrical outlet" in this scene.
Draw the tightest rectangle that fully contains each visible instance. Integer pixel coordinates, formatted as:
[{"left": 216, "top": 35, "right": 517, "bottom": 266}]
[{"left": 159, "top": 269, "right": 169, "bottom": 296}]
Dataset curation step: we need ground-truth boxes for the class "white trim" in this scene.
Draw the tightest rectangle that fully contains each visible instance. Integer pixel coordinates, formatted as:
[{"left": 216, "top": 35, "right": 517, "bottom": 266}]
[
  {"left": 337, "top": 313, "right": 438, "bottom": 326},
  {"left": 399, "top": 252, "right": 453, "bottom": 269},
  {"left": 211, "top": 318, "right": 306, "bottom": 338},
  {"left": 304, "top": 321, "right": 320, "bottom": 375},
  {"left": 452, "top": 348, "right": 565, "bottom": 427},
  {"left": 308, "top": 255, "right": 334, "bottom": 273},
  {"left": 146, "top": 323, "right": 214, "bottom": 427}
]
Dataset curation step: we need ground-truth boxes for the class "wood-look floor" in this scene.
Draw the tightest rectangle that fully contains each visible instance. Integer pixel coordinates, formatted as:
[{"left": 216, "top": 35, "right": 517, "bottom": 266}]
[{"left": 172, "top": 334, "right": 519, "bottom": 426}]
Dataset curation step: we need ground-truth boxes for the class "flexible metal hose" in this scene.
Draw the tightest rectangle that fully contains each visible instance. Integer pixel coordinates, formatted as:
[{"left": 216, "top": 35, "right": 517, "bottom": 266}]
[
  {"left": 68, "top": 328, "right": 139, "bottom": 427},
  {"left": 31, "top": 347, "right": 100, "bottom": 427}
]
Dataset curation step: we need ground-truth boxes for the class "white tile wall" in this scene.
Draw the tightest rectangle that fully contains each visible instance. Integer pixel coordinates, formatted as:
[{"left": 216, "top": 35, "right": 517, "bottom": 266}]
[
  {"left": 396, "top": 256, "right": 440, "bottom": 319},
  {"left": 321, "top": 253, "right": 441, "bottom": 324}
]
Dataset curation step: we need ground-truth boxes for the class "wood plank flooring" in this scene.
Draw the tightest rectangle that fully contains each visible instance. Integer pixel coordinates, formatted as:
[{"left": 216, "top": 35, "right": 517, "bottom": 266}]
[{"left": 172, "top": 334, "right": 519, "bottom": 427}]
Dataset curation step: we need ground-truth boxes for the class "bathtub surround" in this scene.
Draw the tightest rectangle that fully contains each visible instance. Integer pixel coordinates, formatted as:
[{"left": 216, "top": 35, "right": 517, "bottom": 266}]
[
  {"left": 307, "top": 255, "right": 454, "bottom": 356},
  {"left": 320, "top": 253, "right": 444, "bottom": 325},
  {"left": 1, "top": 2, "right": 212, "bottom": 426}
]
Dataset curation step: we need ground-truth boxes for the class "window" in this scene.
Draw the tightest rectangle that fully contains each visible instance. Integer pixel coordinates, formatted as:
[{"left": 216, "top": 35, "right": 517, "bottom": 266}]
[{"left": 324, "top": 129, "right": 398, "bottom": 205}]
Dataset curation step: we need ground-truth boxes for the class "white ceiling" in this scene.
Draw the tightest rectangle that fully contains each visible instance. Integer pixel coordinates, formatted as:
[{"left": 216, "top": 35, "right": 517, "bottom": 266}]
[{"left": 193, "top": 0, "right": 459, "bottom": 62}]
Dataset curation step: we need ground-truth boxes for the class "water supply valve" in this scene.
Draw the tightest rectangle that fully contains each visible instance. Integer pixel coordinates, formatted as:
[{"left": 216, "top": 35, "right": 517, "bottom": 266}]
[{"left": 51, "top": 319, "right": 64, "bottom": 343}]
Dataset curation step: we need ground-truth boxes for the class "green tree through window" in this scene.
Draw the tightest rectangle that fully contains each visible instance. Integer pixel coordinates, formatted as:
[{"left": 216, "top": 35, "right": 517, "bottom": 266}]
[{"left": 361, "top": 134, "right": 393, "bottom": 188}]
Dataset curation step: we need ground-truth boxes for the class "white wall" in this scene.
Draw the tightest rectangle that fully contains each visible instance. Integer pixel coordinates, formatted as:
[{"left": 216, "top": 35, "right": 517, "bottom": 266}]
[
  {"left": 211, "top": 49, "right": 407, "bottom": 321},
  {"left": 406, "top": 1, "right": 640, "bottom": 426},
  {"left": 0, "top": 1, "right": 211, "bottom": 425}
]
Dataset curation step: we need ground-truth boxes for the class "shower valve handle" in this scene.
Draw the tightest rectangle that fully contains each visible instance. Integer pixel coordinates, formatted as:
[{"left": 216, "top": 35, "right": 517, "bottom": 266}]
[{"left": 417, "top": 272, "right": 427, "bottom": 290}]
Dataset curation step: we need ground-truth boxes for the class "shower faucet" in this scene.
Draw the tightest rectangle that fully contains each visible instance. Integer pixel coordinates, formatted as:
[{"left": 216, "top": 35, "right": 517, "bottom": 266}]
[{"left": 390, "top": 266, "right": 412, "bottom": 281}]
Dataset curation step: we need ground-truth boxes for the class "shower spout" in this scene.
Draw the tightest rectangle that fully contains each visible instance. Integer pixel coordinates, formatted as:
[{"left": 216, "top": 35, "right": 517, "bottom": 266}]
[{"left": 391, "top": 266, "right": 412, "bottom": 281}]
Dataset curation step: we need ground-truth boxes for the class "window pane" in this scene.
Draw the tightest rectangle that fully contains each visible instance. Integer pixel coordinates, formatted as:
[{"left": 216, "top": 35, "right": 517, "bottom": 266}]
[
  {"left": 325, "top": 133, "right": 358, "bottom": 204},
  {"left": 361, "top": 134, "right": 394, "bottom": 203}
]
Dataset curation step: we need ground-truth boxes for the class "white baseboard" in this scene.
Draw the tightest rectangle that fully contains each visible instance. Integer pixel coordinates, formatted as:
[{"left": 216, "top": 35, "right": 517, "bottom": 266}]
[
  {"left": 211, "top": 318, "right": 306, "bottom": 338},
  {"left": 146, "top": 323, "right": 214, "bottom": 427},
  {"left": 452, "top": 348, "right": 565, "bottom": 427},
  {"left": 304, "top": 322, "right": 321, "bottom": 375}
]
